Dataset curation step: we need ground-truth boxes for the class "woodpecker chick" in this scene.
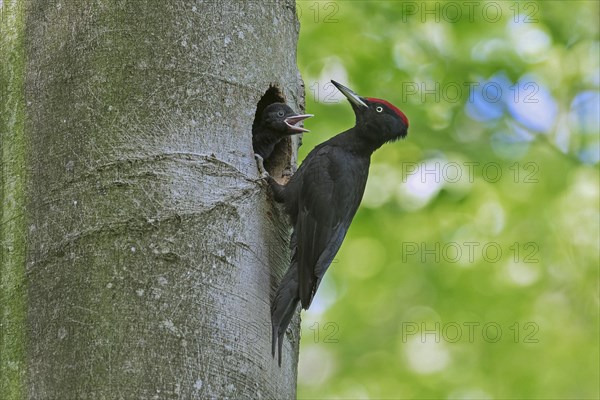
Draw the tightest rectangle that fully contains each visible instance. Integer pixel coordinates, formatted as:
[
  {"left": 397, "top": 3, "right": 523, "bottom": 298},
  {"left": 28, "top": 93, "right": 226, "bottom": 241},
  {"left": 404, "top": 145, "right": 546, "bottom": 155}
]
[
  {"left": 253, "top": 102, "right": 313, "bottom": 160},
  {"left": 264, "top": 81, "right": 409, "bottom": 365}
]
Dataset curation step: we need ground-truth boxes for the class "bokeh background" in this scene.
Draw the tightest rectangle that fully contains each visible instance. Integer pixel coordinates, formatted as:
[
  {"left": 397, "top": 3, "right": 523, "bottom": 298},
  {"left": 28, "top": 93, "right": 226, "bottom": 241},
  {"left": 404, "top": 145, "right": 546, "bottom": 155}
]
[{"left": 294, "top": 1, "right": 599, "bottom": 399}]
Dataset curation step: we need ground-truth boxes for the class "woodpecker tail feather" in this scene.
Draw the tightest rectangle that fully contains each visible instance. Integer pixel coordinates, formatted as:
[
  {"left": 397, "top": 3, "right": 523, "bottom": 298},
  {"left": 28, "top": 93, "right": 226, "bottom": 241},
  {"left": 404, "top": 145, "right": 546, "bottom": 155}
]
[{"left": 271, "top": 260, "right": 299, "bottom": 366}]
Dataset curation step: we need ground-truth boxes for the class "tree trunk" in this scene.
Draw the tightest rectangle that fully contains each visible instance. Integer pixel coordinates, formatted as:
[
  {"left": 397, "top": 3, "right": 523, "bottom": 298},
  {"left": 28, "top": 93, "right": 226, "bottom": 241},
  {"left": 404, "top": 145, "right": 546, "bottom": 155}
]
[{"left": 1, "top": 1, "right": 303, "bottom": 398}]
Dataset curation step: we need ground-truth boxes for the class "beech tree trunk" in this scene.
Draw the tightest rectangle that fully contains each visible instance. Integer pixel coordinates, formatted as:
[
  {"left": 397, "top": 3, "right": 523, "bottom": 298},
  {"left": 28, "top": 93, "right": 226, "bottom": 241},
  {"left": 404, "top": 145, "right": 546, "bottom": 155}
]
[{"left": 1, "top": 1, "right": 303, "bottom": 398}]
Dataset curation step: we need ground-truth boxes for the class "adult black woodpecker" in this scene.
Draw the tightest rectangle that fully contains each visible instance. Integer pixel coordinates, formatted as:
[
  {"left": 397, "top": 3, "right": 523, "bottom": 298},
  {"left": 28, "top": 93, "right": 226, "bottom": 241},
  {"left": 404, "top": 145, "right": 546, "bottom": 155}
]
[
  {"left": 257, "top": 80, "right": 409, "bottom": 365},
  {"left": 252, "top": 102, "right": 313, "bottom": 160}
]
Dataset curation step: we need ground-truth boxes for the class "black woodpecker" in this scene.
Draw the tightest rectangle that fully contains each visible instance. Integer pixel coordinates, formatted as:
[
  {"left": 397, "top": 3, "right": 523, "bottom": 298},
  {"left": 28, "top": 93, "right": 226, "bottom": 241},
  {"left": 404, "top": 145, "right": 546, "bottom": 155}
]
[
  {"left": 257, "top": 80, "right": 409, "bottom": 365},
  {"left": 252, "top": 102, "right": 313, "bottom": 160}
]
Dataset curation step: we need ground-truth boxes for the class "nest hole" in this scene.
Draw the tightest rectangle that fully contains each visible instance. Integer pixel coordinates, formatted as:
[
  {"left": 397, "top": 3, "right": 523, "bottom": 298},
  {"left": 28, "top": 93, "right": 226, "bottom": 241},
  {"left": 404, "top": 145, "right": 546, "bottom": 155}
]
[{"left": 252, "top": 85, "right": 294, "bottom": 182}]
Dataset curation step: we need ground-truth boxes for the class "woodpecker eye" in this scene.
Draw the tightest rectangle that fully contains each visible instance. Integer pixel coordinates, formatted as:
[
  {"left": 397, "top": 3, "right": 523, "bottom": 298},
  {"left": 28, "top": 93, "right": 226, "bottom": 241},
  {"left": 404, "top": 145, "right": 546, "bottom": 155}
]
[
  {"left": 376, "top": 106, "right": 383, "bottom": 113},
  {"left": 277, "top": 110, "right": 285, "bottom": 117}
]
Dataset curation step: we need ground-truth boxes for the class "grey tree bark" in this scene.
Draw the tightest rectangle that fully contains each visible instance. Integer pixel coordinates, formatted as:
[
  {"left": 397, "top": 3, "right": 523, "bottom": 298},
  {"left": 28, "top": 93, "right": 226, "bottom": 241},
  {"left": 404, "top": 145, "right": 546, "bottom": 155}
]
[{"left": 1, "top": 1, "right": 303, "bottom": 398}]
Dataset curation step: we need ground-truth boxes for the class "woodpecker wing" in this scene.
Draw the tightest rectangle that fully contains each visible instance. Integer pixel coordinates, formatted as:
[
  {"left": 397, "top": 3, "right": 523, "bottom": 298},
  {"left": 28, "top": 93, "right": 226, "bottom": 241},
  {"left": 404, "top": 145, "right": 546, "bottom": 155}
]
[{"left": 294, "top": 145, "right": 368, "bottom": 309}]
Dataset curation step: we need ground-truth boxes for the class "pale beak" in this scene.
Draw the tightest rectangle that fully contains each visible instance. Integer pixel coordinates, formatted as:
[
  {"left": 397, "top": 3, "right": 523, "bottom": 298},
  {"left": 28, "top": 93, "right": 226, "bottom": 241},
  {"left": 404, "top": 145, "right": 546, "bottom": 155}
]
[
  {"left": 331, "top": 80, "right": 368, "bottom": 108},
  {"left": 285, "top": 114, "right": 313, "bottom": 132}
]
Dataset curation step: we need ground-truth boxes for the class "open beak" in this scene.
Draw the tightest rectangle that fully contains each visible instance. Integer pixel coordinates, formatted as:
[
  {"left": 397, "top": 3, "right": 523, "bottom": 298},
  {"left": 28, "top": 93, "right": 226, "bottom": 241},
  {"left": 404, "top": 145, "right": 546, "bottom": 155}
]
[
  {"left": 285, "top": 114, "right": 313, "bottom": 133},
  {"left": 331, "top": 80, "right": 368, "bottom": 108}
]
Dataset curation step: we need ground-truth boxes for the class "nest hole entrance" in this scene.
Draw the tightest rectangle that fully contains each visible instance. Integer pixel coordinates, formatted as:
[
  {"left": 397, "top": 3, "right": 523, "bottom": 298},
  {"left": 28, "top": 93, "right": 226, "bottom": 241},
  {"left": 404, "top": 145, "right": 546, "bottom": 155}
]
[{"left": 252, "top": 85, "right": 294, "bottom": 183}]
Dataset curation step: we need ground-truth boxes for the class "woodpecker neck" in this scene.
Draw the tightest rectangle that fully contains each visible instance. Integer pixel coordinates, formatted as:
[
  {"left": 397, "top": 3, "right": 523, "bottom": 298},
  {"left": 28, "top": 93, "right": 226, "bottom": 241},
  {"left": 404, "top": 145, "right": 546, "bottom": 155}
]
[
  {"left": 252, "top": 128, "right": 280, "bottom": 159},
  {"left": 332, "top": 127, "right": 382, "bottom": 156}
]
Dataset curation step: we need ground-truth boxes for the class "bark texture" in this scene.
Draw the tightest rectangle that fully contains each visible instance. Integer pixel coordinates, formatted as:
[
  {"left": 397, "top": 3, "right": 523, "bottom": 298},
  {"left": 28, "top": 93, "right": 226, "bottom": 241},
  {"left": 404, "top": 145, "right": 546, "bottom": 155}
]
[{"left": 1, "top": 1, "right": 303, "bottom": 398}]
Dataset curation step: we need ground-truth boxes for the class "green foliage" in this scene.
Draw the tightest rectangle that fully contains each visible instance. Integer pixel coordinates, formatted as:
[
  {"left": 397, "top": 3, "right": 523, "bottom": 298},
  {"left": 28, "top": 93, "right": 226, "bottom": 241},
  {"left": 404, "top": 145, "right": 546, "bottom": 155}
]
[{"left": 295, "top": 1, "right": 599, "bottom": 398}]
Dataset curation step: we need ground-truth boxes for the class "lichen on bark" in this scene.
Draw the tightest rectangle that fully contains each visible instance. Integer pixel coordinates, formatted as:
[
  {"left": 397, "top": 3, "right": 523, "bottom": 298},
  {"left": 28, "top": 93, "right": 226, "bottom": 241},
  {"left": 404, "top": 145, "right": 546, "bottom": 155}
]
[{"left": 1, "top": 0, "right": 28, "bottom": 398}]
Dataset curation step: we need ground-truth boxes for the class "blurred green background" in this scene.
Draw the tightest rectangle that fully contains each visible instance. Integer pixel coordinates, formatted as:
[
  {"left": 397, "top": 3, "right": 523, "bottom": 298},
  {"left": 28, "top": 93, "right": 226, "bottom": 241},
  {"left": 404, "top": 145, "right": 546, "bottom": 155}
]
[{"left": 294, "top": 1, "right": 599, "bottom": 399}]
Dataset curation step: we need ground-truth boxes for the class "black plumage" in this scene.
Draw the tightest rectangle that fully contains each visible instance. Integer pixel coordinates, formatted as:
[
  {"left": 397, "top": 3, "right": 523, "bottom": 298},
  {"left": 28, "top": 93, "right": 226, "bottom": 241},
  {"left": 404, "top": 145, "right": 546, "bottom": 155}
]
[
  {"left": 252, "top": 102, "right": 313, "bottom": 160},
  {"left": 258, "top": 81, "right": 409, "bottom": 365}
]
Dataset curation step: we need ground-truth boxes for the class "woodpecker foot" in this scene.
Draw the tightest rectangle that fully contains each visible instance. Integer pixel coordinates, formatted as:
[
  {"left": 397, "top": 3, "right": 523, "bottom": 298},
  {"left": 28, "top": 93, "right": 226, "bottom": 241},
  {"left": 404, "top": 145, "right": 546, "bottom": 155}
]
[
  {"left": 282, "top": 167, "right": 293, "bottom": 177},
  {"left": 254, "top": 154, "right": 270, "bottom": 179}
]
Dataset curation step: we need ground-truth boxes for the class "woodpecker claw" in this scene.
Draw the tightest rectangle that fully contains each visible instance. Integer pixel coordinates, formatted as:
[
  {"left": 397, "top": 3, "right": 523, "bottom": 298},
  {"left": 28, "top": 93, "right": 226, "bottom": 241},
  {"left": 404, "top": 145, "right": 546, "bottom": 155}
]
[{"left": 254, "top": 153, "right": 270, "bottom": 179}]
